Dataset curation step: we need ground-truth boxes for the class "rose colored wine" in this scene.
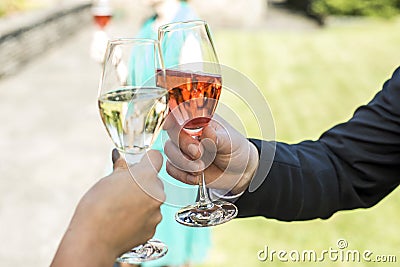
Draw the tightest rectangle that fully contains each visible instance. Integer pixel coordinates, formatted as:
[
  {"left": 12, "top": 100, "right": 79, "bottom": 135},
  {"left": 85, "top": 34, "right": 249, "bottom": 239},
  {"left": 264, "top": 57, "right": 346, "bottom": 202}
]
[
  {"left": 93, "top": 14, "right": 111, "bottom": 29},
  {"left": 158, "top": 69, "right": 222, "bottom": 136}
]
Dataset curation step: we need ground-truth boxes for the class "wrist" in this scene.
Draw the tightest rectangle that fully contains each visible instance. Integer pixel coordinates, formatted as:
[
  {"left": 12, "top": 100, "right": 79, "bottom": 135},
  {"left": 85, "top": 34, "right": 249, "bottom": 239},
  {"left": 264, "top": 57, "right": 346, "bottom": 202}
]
[{"left": 51, "top": 209, "right": 117, "bottom": 267}]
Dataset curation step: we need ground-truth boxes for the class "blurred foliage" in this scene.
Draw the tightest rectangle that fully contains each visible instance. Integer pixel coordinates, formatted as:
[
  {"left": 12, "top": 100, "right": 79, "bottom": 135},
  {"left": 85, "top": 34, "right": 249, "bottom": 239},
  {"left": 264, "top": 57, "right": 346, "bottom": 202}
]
[
  {"left": 0, "top": 0, "right": 51, "bottom": 17},
  {"left": 0, "top": 0, "right": 27, "bottom": 17},
  {"left": 196, "top": 17, "right": 400, "bottom": 267},
  {"left": 286, "top": 0, "right": 400, "bottom": 23},
  {"left": 311, "top": 0, "right": 400, "bottom": 18}
]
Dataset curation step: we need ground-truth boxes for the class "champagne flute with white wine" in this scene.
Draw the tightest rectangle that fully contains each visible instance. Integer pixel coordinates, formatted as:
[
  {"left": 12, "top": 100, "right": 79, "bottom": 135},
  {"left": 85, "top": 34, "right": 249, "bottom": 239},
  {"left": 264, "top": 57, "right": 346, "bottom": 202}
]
[{"left": 97, "top": 38, "right": 168, "bottom": 264}]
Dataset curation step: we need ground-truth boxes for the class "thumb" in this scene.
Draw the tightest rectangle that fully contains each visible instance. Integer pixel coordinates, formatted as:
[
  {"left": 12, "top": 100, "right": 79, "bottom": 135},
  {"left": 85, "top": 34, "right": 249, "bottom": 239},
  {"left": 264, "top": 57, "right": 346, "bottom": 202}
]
[
  {"left": 112, "top": 149, "right": 127, "bottom": 170},
  {"left": 130, "top": 150, "right": 166, "bottom": 203},
  {"left": 201, "top": 123, "right": 218, "bottom": 150},
  {"left": 199, "top": 125, "right": 218, "bottom": 169},
  {"left": 139, "top": 150, "right": 163, "bottom": 174}
]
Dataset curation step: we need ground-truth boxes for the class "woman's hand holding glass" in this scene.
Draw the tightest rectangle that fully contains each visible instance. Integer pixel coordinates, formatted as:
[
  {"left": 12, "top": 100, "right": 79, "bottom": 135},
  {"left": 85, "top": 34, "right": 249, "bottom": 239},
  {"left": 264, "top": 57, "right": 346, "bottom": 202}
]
[
  {"left": 97, "top": 38, "right": 168, "bottom": 264},
  {"left": 51, "top": 150, "right": 165, "bottom": 267}
]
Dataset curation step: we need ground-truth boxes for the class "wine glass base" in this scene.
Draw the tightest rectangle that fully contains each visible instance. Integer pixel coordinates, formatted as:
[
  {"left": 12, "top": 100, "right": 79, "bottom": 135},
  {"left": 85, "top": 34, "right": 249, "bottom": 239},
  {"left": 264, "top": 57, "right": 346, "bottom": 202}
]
[
  {"left": 116, "top": 239, "right": 168, "bottom": 264},
  {"left": 175, "top": 200, "right": 238, "bottom": 227}
]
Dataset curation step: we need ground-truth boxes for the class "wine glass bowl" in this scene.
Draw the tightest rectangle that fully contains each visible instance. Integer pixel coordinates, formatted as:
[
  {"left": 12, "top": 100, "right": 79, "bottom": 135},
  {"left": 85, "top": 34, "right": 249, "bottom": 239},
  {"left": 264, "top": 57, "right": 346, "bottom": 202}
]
[
  {"left": 97, "top": 38, "right": 168, "bottom": 263},
  {"left": 158, "top": 21, "right": 238, "bottom": 227},
  {"left": 158, "top": 66, "right": 222, "bottom": 137},
  {"left": 98, "top": 86, "right": 168, "bottom": 155}
]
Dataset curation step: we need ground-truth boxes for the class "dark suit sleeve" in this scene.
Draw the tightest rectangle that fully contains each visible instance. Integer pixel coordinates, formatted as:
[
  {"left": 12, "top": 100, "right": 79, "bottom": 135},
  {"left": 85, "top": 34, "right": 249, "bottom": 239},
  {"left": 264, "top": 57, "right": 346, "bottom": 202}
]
[{"left": 235, "top": 67, "right": 400, "bottom": 221}]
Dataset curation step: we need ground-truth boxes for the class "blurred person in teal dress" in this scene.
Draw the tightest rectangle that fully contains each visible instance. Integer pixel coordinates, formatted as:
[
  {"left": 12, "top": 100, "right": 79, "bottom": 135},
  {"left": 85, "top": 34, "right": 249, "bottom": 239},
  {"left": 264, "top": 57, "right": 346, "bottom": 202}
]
[{"left": 126, "top": 1, "right": 211, "bottom": 266}]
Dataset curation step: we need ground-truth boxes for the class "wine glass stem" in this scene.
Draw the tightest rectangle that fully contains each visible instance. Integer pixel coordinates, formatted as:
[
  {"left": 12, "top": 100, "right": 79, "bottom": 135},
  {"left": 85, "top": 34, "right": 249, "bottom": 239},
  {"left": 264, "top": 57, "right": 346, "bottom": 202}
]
[
  {"left": 122, "top": 151, "right": 144, "bottom": 165},
  {"left": 192, "top": 135, "right": 213, "bottom": 209},
  {"left": 197, "top": 171, "right": 213, "bottom": 209}
]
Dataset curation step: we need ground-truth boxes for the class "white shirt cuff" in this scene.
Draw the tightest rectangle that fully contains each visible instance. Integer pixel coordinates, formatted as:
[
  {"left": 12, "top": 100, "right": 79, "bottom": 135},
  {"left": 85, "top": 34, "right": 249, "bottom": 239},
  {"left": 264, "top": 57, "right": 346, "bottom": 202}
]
[{"left": 209, "top": 188, "right": 245, "bottom": 203}]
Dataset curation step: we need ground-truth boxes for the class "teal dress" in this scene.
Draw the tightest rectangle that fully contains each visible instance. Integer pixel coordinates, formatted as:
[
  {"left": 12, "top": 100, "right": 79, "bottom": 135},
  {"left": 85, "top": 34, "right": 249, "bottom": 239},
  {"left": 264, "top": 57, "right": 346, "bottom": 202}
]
[{"left": 134, "top": 4, "right": 211, "bottom": 266}]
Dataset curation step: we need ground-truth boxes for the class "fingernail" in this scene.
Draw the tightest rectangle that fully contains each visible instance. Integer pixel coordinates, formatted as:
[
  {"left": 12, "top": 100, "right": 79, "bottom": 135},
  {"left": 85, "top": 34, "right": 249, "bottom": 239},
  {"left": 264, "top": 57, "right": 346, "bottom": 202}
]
[
  {"left": 112, "top": 149, "right": 120, "bottom": 163},
  {"left": 188, "top": 144, "right": 198, "bottom": 158}
]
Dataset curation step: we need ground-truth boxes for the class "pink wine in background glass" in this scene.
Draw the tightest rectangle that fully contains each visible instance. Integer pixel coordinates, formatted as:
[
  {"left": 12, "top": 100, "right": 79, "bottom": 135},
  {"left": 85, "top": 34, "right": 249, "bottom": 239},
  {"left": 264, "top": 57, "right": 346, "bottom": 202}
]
[
  {"left": 158, "top": 69, "right": 222, "bottom": 137},
  {"left": 93, "top": 14, "right": 112, "bottom": 29}
]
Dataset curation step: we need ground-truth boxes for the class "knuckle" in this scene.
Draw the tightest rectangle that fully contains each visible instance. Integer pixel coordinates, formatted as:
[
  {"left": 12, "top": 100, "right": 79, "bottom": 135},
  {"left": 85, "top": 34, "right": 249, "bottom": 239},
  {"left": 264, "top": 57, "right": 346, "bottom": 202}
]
[
  {"left": 145, "top": 228, "right": 156, "bottom": 241},
  {"left": 163, "top": 140, "right": 173, "bottom": 156},
  {"left": 155, "top": 211, "right": 163, "bottom": 224}
]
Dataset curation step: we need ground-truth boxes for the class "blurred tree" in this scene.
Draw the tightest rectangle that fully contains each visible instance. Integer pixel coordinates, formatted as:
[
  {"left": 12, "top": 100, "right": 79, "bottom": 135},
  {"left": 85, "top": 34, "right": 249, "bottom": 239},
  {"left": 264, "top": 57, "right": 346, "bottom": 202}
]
[
  {"left": 285, "top": 0, "right": 400, "bottom": 26},
  {"left": 0, "top": 0, "right": 28, "bottom": 17},
  {"left": 311, "top": 0, "right": 400, "bottom": 18}
]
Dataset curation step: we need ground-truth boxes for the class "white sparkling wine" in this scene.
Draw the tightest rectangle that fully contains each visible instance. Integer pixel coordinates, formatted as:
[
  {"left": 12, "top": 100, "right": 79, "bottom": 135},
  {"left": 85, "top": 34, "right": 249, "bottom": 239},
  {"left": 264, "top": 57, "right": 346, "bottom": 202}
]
[{"left": 98, "top": 86, "right": 168, "bottom": 154}]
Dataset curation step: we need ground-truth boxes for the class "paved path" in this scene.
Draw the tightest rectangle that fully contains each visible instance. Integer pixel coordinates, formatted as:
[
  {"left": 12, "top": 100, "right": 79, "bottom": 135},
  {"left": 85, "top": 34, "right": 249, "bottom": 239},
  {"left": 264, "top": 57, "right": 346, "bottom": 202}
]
[
  {"left": 0, "top": 24, "right": 112, "bottom": 266},
  {"left": 0, "top": 2, "right": 316, "bottom": 266},
  {"left": 0, "top": 9, "right": 146, "bottom": 265}
]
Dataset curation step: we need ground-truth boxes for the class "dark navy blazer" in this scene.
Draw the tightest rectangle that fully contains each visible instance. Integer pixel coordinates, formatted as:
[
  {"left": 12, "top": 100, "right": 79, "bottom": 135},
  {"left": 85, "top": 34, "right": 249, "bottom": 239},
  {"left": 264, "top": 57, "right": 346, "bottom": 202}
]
[{"left": 236, "top": 67, "right": 400, "bottom": 221}]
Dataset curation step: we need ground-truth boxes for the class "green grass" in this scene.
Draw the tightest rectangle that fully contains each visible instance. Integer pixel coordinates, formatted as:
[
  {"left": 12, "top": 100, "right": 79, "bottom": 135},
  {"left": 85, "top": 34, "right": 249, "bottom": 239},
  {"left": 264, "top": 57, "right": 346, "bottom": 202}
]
[
  {"left": 0, "top": 0, "right": 50, "bottom": 17},
  {"left": 196, "top": 18, "right": 400, "bottom": 267}
]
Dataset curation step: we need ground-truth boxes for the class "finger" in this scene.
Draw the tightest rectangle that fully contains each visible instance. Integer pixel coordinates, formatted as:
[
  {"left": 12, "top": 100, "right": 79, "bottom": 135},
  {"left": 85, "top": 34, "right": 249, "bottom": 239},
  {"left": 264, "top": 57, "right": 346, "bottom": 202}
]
[
  {"left": 198, "top": 137, "right": 218, "bottom": 170},
  {"left": 112, "top": 148, "right": 120, "bottom": 163},
  {"left": 166, "top": 160, "right": 199, "bottom": 185},
  {"left": 201, "top": 123, "right": 218, "bottom": 145},
  {"left": 163, "top": 114, "right": 201, "bottom": 160},
  {"left": 112, "top": 149, "right": 127, "bottom": 170},
  {"left": 198, "top": 124, "right": 219, "bottom": 168},
  {"left": 179, "top": 131, "right": 201, "bottom": 159},
  {"left": 204, "top": 163, "right": 241, "bottom": 190},
  {"left": 162, "top": 111, "right": 178, "bottom": 131},
  {"left": 206, "top": 117, "right": 236, "bottom": 154},
  {"left": 140, "top": 150, "right": 165, "bottom": 193},
  {"left": 164, "top": 139, "right": 204, "bottom": 172},
  {"left": 139, "top": 150, "right": 163, "bottom": 173},
  {"left": 163, "top": 113, "right": 181, "bottom": 146},
  {"left": 169, "top": 128, "right": 201, "bottom": 160},
  {"left": 126, "top": 150, "right": 166, "bottom": 203}
]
